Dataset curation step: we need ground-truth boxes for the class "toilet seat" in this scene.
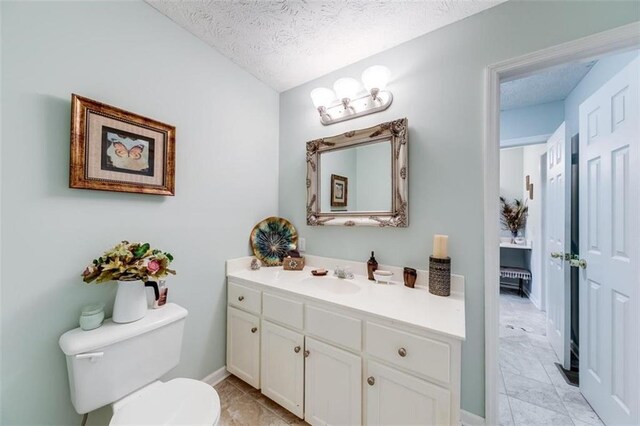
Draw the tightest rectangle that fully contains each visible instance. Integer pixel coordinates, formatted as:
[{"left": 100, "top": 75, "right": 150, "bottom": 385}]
[{"left": 110, "top": 378, "right": 220, "bottom": 425}]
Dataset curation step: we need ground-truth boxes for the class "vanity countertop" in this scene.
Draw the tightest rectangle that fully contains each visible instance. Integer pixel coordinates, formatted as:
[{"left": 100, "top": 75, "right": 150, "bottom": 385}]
[{"left": 227, "top": 255, "right": 466, "bottom": 341}]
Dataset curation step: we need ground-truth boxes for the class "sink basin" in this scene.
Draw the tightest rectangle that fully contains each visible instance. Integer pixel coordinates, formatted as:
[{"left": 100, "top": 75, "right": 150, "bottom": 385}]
[{"left": 300, "top": 276, "right": 361, "bottom": 295}]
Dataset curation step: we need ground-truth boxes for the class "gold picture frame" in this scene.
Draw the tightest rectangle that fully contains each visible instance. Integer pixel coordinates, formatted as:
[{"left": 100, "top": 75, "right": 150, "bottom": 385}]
[{"left": 69, "top": 94, "right": 176, "bottom": 196}]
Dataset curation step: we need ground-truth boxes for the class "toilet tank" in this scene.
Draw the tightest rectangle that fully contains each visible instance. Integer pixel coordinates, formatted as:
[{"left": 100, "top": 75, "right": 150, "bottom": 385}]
[{"left": 59, "top": 303, "right": 188, "bottom": 414}]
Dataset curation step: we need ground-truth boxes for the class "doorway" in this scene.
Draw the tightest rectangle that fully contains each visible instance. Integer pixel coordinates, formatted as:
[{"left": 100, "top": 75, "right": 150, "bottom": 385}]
[{"left": 484, "top": 23, "right": 640, "bottom": 426}]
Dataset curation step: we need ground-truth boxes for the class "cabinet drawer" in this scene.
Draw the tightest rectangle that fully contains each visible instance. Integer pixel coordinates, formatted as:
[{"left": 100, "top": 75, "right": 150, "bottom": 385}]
[
  {"left": 263, "top": 293, "right": 303, "bottom": 330},
  {"left": 366, "top": 322, "right": 451, "bottom": 384},
  {"left": 228, "top": 282, "right": 261, "bottom": 314},
  {"left": 305, "top": 305, "right": 361, "bottom": 351}
]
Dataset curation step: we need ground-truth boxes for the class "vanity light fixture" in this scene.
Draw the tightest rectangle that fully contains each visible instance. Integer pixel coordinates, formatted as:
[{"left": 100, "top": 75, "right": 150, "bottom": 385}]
[
  {"left": 333, "top": 77, "right": 361, "bottom": 108},
  {"left": 309, "top": 65, "right": 393, "bottom": 126},
  {"left": 361, "top": 65, "right": 391, "bottom": 101},
  {"left": 310, "top": 87, "right": 335, "bottom": 119}
]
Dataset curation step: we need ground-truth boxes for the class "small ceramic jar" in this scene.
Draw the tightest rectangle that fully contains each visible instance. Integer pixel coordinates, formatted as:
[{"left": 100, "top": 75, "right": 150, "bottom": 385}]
[{"left": 79, "top": 303, "right": 105, "bottom": 331}]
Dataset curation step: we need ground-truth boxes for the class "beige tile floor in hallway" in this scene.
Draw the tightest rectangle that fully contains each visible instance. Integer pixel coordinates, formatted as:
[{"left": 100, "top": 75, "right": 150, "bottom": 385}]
[
  {"left": 214, "top": 374, "right": 309, "bottom": 426},
  {"left": 499, "top": 290, "right": 603, "bottom": 426}
]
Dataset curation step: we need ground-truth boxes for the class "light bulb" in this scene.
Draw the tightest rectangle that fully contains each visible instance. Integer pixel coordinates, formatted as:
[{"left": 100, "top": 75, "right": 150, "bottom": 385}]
[
  {"left": 333, "top": 78, "right": 361, "bottom": 103},
  {"left": 361, "top": 65, "right": 391, "bottom": 95},
  {"left": 310, "top": 87, "right": 336, "bottom": 109}
]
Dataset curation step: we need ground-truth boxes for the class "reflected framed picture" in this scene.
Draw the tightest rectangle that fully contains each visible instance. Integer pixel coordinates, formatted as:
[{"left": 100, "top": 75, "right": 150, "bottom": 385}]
[
  {"left": 69, "top": 94, "right": 175, "bottom": 195},
  {"left": 330, "top": 174, "right": 348, "bottom": 208}
]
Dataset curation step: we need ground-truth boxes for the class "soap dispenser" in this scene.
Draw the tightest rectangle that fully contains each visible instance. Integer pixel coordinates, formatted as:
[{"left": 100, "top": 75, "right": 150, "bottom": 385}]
[{"left": 367, "top": 251, "right": 378, "bottom": 281}]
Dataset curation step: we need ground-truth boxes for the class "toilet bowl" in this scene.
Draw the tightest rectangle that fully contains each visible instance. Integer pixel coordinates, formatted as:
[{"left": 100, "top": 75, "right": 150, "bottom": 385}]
[
  {"left": 59, "top": 304, "right": 220, "bottom": 425},
  {"left": 110, "top": 379, "right": 220, "bottom": 425}
]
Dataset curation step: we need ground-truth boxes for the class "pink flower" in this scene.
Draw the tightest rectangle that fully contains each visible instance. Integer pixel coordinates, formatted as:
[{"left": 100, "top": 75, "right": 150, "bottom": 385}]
[{"left": 147, "top": 259, "right": 161, "bottom": 274}]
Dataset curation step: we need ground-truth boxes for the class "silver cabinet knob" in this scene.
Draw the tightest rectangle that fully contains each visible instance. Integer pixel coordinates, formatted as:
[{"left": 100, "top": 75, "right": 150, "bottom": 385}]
[
  {"left": 304, "top": 350, "right": 310, "bottom": 358},
  {"left": 398, "top": 347, "right": 407, "bottom": 357},
  {"left": 238, "top": 296, "right": 245, "bottom": 301},
  {"left": 294, "top": 346, "right": 301, "bottom": 353},
  {"left": 367, "top": 377, "right": 375, "bottom": 386},
  {"left": 251, "top": 327, "right": 258, "bottom": 333}
]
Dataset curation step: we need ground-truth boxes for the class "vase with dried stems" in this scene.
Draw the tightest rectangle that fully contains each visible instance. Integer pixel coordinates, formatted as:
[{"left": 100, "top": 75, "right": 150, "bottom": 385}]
[{"left": 500, "top": 197, "right": 528, "bottom": 243}]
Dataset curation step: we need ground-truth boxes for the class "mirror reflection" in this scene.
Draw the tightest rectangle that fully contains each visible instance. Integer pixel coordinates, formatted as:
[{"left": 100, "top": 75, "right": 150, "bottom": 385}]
[{"left": 320, "top": 140, "right": 392, "bottom": 213}]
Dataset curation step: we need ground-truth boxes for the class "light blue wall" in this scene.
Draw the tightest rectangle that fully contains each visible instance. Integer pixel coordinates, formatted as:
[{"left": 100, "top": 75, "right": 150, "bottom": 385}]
[
  {"left": 500, "top": 101, "right": 565, "bottom": 145},
  {"left": 355, "top": 143, "right": 392, "bottom": 212},
  {"left": 278, "top": 1, "right": 639, "bottom": 417},
  {"left": 565, "top": 49, "right": 639, "bottom": 139},
  {"left": 0, "top": 1, "right": 279, "bottom": 424},
  {"left": 499, "top": 147, "right": 524, "bottom": 202}
]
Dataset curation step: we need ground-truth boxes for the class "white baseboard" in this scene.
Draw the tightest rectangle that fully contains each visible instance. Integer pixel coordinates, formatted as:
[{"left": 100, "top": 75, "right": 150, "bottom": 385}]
[
  {"left": 201, "top": 366, "right": 230, "bottom": 387},
  {"left": 523, "top": 288, "right": 542, "bottom": 311},
  {"left": 461, "top": 409, "right": 485, "bottom": 425}
]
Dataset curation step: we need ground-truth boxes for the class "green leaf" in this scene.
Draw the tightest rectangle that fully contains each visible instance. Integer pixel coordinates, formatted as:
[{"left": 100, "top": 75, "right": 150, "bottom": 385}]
[
  {"left": 134, "top": 243, "right": 150, "bottom": 258},
  {"left": 165, "top": 253, "right": 174, "bottom": 262}
]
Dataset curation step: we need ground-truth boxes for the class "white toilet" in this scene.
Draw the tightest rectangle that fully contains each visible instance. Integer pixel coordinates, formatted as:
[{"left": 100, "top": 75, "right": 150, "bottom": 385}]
[{"left": 59, "top": 303, "right": 220, "bottom": 425}]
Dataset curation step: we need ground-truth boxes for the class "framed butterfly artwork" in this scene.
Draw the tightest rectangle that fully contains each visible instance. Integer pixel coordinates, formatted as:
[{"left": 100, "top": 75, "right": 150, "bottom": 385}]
[{"left": 69, "top": 94, "right": 176, "bottom": 195}]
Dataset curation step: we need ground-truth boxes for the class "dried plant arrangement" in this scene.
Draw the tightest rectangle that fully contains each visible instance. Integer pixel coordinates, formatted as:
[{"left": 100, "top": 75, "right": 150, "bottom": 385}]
[
  {"left": 500, "top": 197, "right": 528, "bottom": 240},
  {"left": 82, "top": 241, "right": 175, "bottom": 283}
]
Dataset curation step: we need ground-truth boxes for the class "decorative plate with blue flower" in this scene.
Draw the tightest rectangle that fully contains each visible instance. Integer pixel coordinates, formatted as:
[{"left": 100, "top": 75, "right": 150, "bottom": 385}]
[{"left": 250, "top": 217, "right": 298, "bottom": 266}]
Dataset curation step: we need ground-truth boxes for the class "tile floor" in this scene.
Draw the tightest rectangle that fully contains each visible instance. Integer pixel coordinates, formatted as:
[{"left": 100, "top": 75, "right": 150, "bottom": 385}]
[
  {"left": 214, "top": 374, "right": 309, "bottom": 426},
  {"left": 499, "top": 290, "right": 603, "bottom": 426}
]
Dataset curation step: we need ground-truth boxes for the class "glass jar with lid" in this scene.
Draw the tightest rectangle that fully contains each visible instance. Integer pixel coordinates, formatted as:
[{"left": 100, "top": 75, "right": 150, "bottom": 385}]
[{"left": 79, "top": 303, "right": 105, "bottom": 331}]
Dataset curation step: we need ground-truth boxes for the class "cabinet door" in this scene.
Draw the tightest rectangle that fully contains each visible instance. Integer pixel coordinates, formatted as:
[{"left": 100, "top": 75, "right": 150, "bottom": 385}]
[
  {"left": 261, "top": 320, "right": 304, "bottom": 418},
  {"left": 366, "top": 360, "right": 451, "bottom": 426},
  {"left": 227, "top": 306, "right": 260, "bottom": 388},
  {"left": 304, "top": 337, "right": 361, "bottom": 426}
]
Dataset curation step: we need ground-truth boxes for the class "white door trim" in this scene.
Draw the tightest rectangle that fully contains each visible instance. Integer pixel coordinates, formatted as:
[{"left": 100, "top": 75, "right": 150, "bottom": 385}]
[{"left": 483, "top": 22, "right": 640, "bottom": 425}]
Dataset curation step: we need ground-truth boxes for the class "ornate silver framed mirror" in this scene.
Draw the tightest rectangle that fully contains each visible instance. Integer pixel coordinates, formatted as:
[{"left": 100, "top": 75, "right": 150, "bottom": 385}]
[{"left": 306, "top": 118, "right": 408, "bottom": 227}]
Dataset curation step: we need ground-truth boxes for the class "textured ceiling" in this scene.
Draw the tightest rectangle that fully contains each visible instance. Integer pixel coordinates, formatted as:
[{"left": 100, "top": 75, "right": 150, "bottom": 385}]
[
  {"left": 500, "top": 61, "right": 596, "bottom": 110},
  {"left": 147, "top": 0, "right": 507, "bottom": 92}
]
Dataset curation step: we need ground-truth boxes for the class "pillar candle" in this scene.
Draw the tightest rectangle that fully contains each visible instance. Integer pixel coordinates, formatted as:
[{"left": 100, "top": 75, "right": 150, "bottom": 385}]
[{"left": 433, "top": 234, "right": 449, "bottom": 259}]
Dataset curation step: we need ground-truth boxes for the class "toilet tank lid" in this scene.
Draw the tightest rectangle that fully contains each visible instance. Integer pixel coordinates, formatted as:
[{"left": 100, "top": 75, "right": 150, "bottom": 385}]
[{"left": 59, "top": 303, "right": 188, "bottom": 356}]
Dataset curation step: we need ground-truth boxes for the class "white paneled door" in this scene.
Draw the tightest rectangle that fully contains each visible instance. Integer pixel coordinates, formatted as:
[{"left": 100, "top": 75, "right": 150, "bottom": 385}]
[
  {"left": 578, "top": 56, "right": 639, "bottom": 425},
  {"left": 545, "top": 122, "right": 572, "bottom": 369}
]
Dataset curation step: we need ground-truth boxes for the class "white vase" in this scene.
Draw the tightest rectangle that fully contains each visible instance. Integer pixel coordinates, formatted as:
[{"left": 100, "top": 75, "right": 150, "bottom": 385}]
[{"left": 112, "top": 280, "right": 148, "bottom": 324}]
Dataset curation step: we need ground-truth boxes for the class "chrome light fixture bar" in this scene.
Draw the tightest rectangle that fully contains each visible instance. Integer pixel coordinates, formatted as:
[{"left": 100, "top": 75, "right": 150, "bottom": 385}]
[{"left": 310, "top": 65, "right": 393, "bottom": 126}]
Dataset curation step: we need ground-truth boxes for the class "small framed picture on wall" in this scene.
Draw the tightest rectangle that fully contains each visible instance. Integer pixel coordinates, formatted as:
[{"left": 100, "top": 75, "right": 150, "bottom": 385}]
[
  {"left": 330, "top": 174, "right": 348, "bottom": 208},
  {"left": 69, "top": 94, "right": 176, "bottom": 195}
]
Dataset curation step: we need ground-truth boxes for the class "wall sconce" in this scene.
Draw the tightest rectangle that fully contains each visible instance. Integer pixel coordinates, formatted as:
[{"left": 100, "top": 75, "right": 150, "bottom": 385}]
[
  {"left": 309, "top": 65, "right": 393, "bottom": 126},
  {"left": 525, "top": 175, "right": 534, "bottom": 200}
]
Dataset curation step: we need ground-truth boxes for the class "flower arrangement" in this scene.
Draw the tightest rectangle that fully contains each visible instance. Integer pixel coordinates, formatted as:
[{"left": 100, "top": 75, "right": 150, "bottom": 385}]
[
  {"left": 82, "top": 241, "right": 175, "bottom": 283},
  {"left": 500, "top": 197, "right": 528, "bottom": 238}
]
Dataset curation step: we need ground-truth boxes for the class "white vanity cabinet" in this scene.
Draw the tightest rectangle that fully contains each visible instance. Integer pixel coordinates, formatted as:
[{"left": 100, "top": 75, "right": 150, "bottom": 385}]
[{"left": 226, "top": 262, "right": 465, "bottom": 426}]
